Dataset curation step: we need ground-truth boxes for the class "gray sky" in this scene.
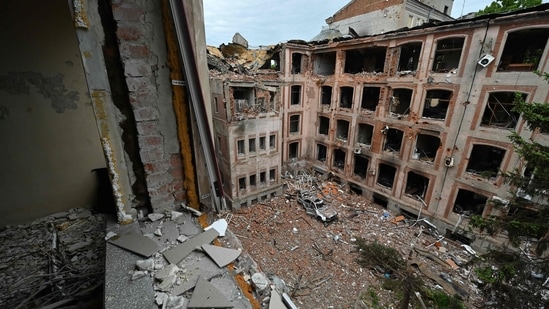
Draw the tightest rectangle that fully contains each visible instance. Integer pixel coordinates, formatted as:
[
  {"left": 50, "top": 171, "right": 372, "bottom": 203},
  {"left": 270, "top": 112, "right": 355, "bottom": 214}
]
[{"left": 202, "top": 0, "right": 541, "bottom": 47}]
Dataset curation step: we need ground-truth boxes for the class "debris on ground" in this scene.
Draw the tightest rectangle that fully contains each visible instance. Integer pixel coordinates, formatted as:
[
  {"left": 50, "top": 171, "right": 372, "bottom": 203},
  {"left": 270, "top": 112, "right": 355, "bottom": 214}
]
[{"left": 0, "top": 208, "right": 105, "bottom": 308}]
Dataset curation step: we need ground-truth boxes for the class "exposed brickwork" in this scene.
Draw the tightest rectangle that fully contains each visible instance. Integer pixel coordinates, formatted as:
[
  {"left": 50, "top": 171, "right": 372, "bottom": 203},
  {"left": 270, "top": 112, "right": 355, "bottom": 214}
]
[
  {"left": 112, "top": 1, "right": 185, "bottom": 212},
  {"left": 331, "top": 0, "right": 403, "bottom": 23}
]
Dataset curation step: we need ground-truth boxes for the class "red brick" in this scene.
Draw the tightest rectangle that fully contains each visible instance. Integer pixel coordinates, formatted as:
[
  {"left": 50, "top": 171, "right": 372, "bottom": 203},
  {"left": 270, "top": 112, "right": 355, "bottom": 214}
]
[
  {"left": 134, "top": 107, "right": 158, "bottom": 121},
  {"left": 121, "top": 44, "right": 150, "bottom": 59},
  {"left": 139, "top": 135, "right": 163, "bottom": 148},
  {"left": 136, "top": 121, "right": 159, "bottom": 136},
  {"left": 116, "top": 24, "right": 143, "bottom": 41},
  {"left": 173, "top": 190, "right": 186, "bottom": 203},
  {"left": 169, "top": 154, "right": 183, "bottom": 168},
  {"left": 112, "top": 5, "right": 145, "bottom": 23},
  {"left": 170, "top": 167, "right": 183, "bottom": 179},
  {"left": 140, "top": 146, "right": 164, "bottom": 163}
]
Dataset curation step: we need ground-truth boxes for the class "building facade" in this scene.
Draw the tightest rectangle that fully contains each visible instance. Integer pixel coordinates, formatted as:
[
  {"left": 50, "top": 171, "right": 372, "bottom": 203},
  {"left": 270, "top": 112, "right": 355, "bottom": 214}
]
[{"left": 210, "top": 5, "right": 549, "bottom": 249}]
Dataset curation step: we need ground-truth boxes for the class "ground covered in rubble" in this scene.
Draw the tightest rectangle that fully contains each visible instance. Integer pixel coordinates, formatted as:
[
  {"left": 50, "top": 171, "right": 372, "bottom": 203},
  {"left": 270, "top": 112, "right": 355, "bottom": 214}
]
[
  {"left": 0, "top": 209, "right": 105, "bottom": 308},
  {"left": 228, "top": 177, "right": 483, "bottom": 308}
]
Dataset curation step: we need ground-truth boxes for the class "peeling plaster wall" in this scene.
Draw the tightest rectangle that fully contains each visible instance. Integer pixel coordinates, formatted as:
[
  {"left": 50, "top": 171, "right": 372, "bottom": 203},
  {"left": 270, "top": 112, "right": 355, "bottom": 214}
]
[{"left": 0, "top": 0, "right": 106, "bottom": 226}]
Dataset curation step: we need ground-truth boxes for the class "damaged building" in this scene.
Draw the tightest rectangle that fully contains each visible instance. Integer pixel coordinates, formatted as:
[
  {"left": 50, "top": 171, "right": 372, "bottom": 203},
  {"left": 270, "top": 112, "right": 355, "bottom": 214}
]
[{"left": 208, "top": 4, "right": 549, "bottom": 250}]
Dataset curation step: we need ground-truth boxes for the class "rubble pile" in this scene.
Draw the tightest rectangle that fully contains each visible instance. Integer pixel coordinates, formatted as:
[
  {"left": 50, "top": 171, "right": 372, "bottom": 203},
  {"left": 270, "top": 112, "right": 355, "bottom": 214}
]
[
  {"left": 228, "top": 171, "right": 484, "bottom": 308},
  {"left": 0, "top": 208, "right": 105, "bottom": 308}
]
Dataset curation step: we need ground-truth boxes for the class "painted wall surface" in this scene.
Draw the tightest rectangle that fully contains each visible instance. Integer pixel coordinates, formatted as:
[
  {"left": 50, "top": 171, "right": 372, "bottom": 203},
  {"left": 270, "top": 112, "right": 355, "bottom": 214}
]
[{"left": 0, "top": 0, "right": 106, "bottom": 226}]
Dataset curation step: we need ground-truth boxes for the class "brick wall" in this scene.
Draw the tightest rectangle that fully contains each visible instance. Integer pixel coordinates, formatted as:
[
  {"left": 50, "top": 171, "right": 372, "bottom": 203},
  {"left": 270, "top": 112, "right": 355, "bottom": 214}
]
[
  {"left": 331, "top": 0, "right": 404, "bottom": 23},
  {"left": 112, "top": 1, "right": 185, "bottom": 212}
]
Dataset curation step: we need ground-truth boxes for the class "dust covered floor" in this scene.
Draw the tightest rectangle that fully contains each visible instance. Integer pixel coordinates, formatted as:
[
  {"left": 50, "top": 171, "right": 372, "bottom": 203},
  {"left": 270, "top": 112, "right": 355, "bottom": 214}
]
[
  {"left": 228, "top": 176, "right": 483, "bottom": 308},
  {"left": 0, "top": 208, "right": 105, "bottom": 308}
]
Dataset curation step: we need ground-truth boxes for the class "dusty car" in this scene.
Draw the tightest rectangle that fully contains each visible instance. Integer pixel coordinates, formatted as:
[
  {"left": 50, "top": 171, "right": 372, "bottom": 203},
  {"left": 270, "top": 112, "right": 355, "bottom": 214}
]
[{"left": 297, "top": 191, "right": 338, "bottom": 223}]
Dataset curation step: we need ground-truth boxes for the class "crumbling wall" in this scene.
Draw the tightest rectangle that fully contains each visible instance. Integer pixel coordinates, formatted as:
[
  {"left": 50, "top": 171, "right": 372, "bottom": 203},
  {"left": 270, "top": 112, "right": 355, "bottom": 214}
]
[{"left": 112, "top": 0, "right": 185, "bottom": 212}]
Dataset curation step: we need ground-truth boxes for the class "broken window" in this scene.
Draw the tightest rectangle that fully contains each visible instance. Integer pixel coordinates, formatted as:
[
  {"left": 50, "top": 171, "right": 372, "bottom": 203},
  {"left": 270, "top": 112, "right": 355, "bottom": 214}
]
[
  {"left": 344, "top": 47, "right": 387, "bottom": 73},
  {"left": 333, "top": 149, "right": 346, "bottom": 170},
  {"left": 361, "top": 86, "right": 380, "bottom": 111},
  {"left": 336, "top": 120, "right": 350, "bottom": 141},
  {"left": 238, "top": 177, "right": 246, "bottom": 191},
  {"left": 269, "top": 134, "right": 276, "bottom": 149},
  {"left": 289, "top": 142, "right": 299, "bottom": 160},
  {"left": 319, "top": 116, "right": 330, "bottom": 135},
  {"left": 499, "top": 28, "right": 549, "bottom": 72},
  {"left": 292, "top": 53, "right": 303, "bottom": 74},
  {"left": 389, "top": 88, "right": 412, "bottom": 116},
  {"left": 413, "top": 133, "right": 440, "bottom": 163},
  {"left": 353, "top": 155, "right": 369, "bottom": 179},
  {"left": 233, "top": 87, "right": 254, "bottom": 112},
  {"left": 453, "top": 188, "right": 488, "bottom": 216},
  {"left": 466, "top": 144, "right": 506, "bottom": 179},
  {"left": 398, "top": 42, "right": 422, "bottom": 72},
  {"left": 357, "top": 123, "right": 373, "bottom": 146},
  {"left": 249, "top": 138, "right": 256, "bottom": 153},
  {"left": 313, "top": 52, "right": 336, "bottom": 75},
  {"left": 269, "top": 168, "right": 276, "bottom": 182},
  {"left": 250, "top": 174, "right": 256, "bottom": 187},
  {"left": 383, "top": 127, "right": 404, "bottom": 153},
  {"left": 260, "top": 171, "right": 266, "bottom": 185},
  {"left": 350, "top": 184, "right": 363, "bottom": 195},
  {"left": 405, "top": 171, "right": 429, "bottom": 199},
  {"left": 251, "top": 198, "right": 258, "bottom": 205},
  {"left": 289, "top": 115, "right": 300, "bottom": 134},
  {"left": 214, "top": 97, "right": 219, "bottom": 113},
  {"left": 339, "top": 87, "right": 354, "bottom": 108},
  {"left": 260, "top": 52, "right": 280, "bottom": 71},
  {"left": 432, "top": 37, "right": 464, "bottom": 73},
  {"left": 317, "top": 144, "right": 327, "bottom": 162},
  {"left": 481, "top": 92, "right": 525, "bottom": 128},
  {"left": 269, "top": 91, "right": 276, "bottom": 111},
  {"left": 422, "top": 89, "right": 452, "bottom": 120},
  {"left": 291, "top": 85, "right": 301, "bottom": 105},
  {"left": 377, "top": 163, "right": 396, "bottom": 188},
  {"left": 237, "top": 140, "right": 245, "bottom": 156},
  {"left": 259, "top": 136, "right": 266, "bottom": 150},
  {"left": 321, "top": 86, "right": 332, "bottom": 106}
]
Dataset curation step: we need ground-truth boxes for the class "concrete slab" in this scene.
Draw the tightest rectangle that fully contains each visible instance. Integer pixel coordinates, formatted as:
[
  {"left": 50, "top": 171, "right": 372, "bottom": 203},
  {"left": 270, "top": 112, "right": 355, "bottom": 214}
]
[
  {"left": 210, "top": 275, "right": 252, "bottom": 309},
  {"left": 108, "top": 230, "right": 159, "bottom": 257},
  {"left": 188, "top": 276, "right": 233, "bottom": 308},
  {"left": 268, "top": 289, "right": 286, "bottom": 309},
  {"left": 163, "top": 229, "right": 219, "bottom": 264},
  {"left": 202, "top": 244, "right": 241, "bottom": 268}
]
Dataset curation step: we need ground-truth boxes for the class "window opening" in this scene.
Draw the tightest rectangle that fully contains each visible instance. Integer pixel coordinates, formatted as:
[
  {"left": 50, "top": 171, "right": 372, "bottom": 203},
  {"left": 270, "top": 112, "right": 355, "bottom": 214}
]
[
  {"left": 269, "top": 134, "right": 276, "bottom": 149},
  {"left": 250, "top": 174, "right": 256, "bottom": 187},
  {"left": 238, "top": 177, "right": 246, "bottom": 191},
  {"left": 422, "top": 89, "right": 452, "bottom": 120},
  {"left": 313, "top": 52, "right": 336, "bottom": 75},
  {"left": 237, "top": 140, "right": 245, "bottom": 155},
  {"left": 481, "top": 92, "right": 525, "bottom": 129},
  {"left": 466, "top": 145, "right": 506, "bottom": 179},
  {"left": 339, "top": 87, "right": 354, "bottom": 108},
  {"left": 317, "top": 144, "right": 327, "bottom": 162},
  {"left": 361, "top": 86, "right": 380, "bottom": 111},
  {"left": 498, "top": 29, "right": 549, "bottom": 72},
  {"left": 249, "top": 138, "right": 256, "bottom": 153},
  {"left": 321, "top": 86, "right": 332, "bottom": 106},
  {"left": 260, "top": 171, "right": 266, "bottom": 185},
  {"left": 233, "top": 87, "right": 254, "bottom": 112},
  {"left": 269, "top": 169, "right": 276, "bottom": 182},
  {"left": 405, "top": 171, "right": 429, "bottom": 199},
  {"left": 259, "top": 136, "right": 266, "bottom": 150},
  {"left": 319, "top": 117, "right": 330, "bottom": 135},
  {"left": 333, "top": 149, "right": 346, "bottom": 170},
  {"left": 336, "top": 120, "right": 350, "bottom": 141},
  {"left": 291, "top": 53, "right": 303, "bottom": 74},
  {"left": 289, "top": 142, "right": 299, "bottom": 160},
  {"left": 413, "top": 133, "right": 440, "bottom": 163},
  {"left": 291, "top": 85, "right": 301, "bottom": 105},
  {"left": 432, "top": 37, "right": 464, "bottom": 73},
  {"left": 377, "top": 163, "right": 396, "bottom": 188},
  {"left": 390, "top": 89, "right": 412, "bottom": 116},
  {"left": 289, "top": 115, "right": 300, "bottom": 133},
  {"left": 398, "top": 42, "right": 422, "bottom": 72},
  {"left": 373, "top": 193, "right": 388, "bottom": 208},
  {"left": 353, "top": 155, "right": 369, "bottom": 179},
  {"left": 357, "top": 124, "right": 373, "bottom": 146},
  {"left": 453, "top": 188, "right": 488, "bottom": 216},
  {"left": 383, "top": 128, "right": 404, "bottom": 153},
  {"left": 350, "top": 184, "right": 363, "bottom": 195},
  {"left": 344, "top": 47, "right": 387, "bottom": 73}
]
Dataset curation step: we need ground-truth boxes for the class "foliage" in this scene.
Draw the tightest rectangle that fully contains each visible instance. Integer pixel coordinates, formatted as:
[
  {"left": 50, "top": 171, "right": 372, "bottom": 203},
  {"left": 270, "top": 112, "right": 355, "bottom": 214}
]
[
  {"left": 355, "top": 238, "right": 405, "bottom": 274},
  {"left": 423, "top": 289, "right": 466, "bottom": 309},
  {"left": 476, "top": 0, "right": 541, "bottom": 16}
]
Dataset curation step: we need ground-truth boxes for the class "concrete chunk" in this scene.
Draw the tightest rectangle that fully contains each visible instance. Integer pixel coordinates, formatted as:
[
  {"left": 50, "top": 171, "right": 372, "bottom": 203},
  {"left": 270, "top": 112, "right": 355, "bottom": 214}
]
[
  {"left": 202, "top": 244, "right": 241, "bottom": 268},
  {"left": 108, "top": 231, "right": 159, "bottom": 257},
  {"left": 155, "top": 264, "right": 179, "bottom": 280},
  {"left": 188, "top": 276, "right": 233, "bottom": 308},
  {"left": 163, "top": 229, "right": 219, "bottom": 265}
]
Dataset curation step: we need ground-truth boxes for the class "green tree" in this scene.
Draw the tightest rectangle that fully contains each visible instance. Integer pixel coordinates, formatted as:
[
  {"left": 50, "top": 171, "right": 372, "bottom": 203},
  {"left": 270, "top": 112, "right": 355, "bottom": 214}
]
[
  {"left": 476, "top": 0, "right": 541, "bottom": 16},
  {"left": 469, "top": 72, "right": 549, "bottom": 308}
]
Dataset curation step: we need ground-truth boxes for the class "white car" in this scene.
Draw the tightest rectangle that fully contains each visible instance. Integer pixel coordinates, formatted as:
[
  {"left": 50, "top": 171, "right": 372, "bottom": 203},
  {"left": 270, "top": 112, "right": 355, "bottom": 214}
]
[{"left": 297, "top": 191, "right": 338, "bottom": 223}]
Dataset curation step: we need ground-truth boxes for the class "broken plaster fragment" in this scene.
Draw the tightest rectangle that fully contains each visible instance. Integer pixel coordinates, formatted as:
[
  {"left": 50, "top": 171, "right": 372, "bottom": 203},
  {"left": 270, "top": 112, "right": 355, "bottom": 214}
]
[
  {"left": 163, "top": 296, "right": 188, "bottom": 309},
  {"left": 136, "top": 258, "right": 155, "bottom": 271},
  {"left": 170, "top": 211, "right": 183, "bottom": 220},
  {"left": 104, "top": 231, "right": 117, "bottom": 241},
  {"left": 148, "top": 213, "right": 165, "bottom": 222},
  {"left": 155, "top": 292, "right": 168, "bottom": 306},
  {"left": 154, "top": 227, "right": 162, "bottom": 237},
  {"left": 155, "top": 264, "right": 179, "bottom": 280},
  {"left": 177, "top": 235, "right": 189, "bottom": 243},
  {"left": 158, "top": 275, "right": 177, "bottom": 291},
  {"left": 204, "top": 219, "right": 228, "bottom": 237},
  {"left": 132, "top": 270, "right": 147, "bottom": 281}
]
